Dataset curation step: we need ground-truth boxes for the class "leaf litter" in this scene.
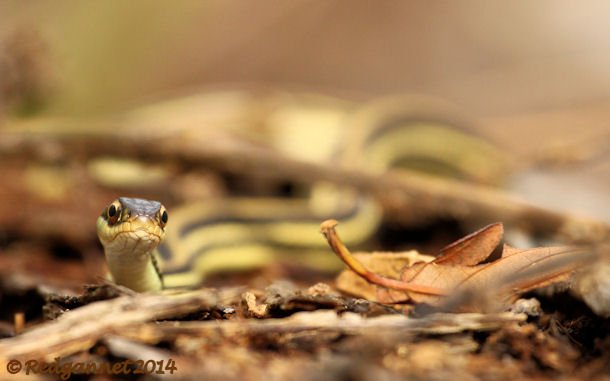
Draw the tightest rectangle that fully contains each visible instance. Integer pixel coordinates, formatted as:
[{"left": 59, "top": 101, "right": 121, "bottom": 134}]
[
  {"left": 0, "top": 223, "right": 608, "bottom": 380},
  {"left": 321, "top": 219, "right": 595, "bottom": 311}
]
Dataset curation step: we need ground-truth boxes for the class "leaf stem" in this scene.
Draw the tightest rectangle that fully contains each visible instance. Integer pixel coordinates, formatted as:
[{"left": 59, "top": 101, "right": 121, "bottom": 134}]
[{"left": 320, "top": 220, "right": 446, "bottom": 296}]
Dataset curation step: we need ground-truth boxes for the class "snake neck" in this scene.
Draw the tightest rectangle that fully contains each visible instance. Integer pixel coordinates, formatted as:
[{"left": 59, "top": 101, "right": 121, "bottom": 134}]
[{"left": 104, "top": 249, "right": 163, "bottom": 292}]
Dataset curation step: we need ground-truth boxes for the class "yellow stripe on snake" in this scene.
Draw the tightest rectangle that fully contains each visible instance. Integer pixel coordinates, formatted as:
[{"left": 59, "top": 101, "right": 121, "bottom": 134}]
[{"left": 96, "top": 96, "right": 507, "bottom": 292}]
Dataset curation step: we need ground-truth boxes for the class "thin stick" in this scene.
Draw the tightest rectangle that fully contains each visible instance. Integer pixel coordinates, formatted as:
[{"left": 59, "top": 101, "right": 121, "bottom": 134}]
[
  {"left": 13, "top": 312, "right": 25, "bottom": 335},
  {"left": 1, "top": 126, "right": 608, "bottom": 243}
]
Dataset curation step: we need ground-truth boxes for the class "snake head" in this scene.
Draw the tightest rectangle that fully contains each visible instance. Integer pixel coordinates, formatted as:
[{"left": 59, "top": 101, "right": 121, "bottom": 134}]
[{"left": 97, "top": 197, "right": 168, "bottom": 258}]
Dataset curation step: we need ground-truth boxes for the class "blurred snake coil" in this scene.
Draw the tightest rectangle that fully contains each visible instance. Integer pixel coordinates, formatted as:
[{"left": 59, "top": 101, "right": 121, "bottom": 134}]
[{"left": 96, "top": 95, "right": 508, "bottom": 292}]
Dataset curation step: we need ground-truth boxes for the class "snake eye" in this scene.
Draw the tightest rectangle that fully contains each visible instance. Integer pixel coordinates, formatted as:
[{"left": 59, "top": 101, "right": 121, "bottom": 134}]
[
  {"left": 106, "top": 201, "right": 122, "bottom": 225},
  {"left": 159, "top": 207, "right": 168, "bottom": 228}
]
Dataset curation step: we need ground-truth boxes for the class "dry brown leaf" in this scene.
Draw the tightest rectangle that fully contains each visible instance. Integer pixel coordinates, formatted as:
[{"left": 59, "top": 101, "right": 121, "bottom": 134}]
[
  {"left": 435, "top": 222, "right": 503, "bottom": 266},
  {"left": 321, "top": 220, "right": 587, "bottom": 311},
  {"left": 400, "top": 245, "right": 578, "bottom": 305}
]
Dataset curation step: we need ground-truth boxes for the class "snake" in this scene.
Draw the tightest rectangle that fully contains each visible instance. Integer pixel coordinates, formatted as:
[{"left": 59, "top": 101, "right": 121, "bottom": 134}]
[
  {"left": 97, "top": 197, "right": 168, "bottom": 292},
  {"left": 96, "top": 95, "right": 508, "bottom": 292}
]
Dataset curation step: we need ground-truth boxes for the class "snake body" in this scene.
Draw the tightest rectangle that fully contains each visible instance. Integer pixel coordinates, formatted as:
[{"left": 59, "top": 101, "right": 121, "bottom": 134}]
[{"left": 97, "top": 96, "right": 508, "bottom": 292}]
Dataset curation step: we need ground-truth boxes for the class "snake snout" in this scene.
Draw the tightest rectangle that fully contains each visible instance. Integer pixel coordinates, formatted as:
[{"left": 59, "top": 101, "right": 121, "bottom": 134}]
[{"left": 132, "top": 217, "right": 159, "bottom": 234}]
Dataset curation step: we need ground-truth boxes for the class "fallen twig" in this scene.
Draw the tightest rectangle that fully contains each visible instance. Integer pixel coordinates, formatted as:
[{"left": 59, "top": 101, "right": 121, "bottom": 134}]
[
  {"left": 119, "top": 309, "right": 526, "bottom": 342},
  {"left": 1, "top": 124, "right": 608, "bottom": 243},
  {"left": 0, "top": 288, "right": 232, "bottom": 361}
]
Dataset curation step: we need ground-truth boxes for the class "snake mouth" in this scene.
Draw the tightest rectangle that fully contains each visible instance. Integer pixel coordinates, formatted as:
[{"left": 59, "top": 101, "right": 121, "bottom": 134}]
[
  {"left": 97, "top": 216, "right": 165, "bottom": 257},
  {"left": 117, "top": 228, "right": 163, "bottom": 243}
]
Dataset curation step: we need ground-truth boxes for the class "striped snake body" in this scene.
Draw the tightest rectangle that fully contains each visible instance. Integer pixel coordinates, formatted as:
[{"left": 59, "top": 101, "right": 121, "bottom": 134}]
[{"left": 97, "top": 97, "right": 507, "bottom": 292}]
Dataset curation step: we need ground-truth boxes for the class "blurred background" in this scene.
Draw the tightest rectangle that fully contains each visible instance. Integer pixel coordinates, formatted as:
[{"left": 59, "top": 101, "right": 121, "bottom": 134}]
[
  {"left": 1, "top": 1, "right": 609, "bottom": 116},
  {"left": 2, "top": 3, "right": 610, "bottom": 375},
  {"left": 1, "top": 1, "right": 609, "bottom": 216}
]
